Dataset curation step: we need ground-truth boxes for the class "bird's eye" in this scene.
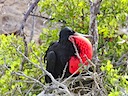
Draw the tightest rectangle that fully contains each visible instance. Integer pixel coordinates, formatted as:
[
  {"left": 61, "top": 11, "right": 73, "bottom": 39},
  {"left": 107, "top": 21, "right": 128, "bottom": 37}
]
[
  {"left": 70, "top": 31, "right": 75, "bottom": 35},
  {"left": 72, "top": 31, "right": 75, "bottom": 33}
]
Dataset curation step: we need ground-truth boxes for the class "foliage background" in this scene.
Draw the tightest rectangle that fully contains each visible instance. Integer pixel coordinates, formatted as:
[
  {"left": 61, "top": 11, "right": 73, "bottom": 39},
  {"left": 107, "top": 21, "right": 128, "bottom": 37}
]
[{"left": 0, "top": 0, "right": 128, "bottom": 96}]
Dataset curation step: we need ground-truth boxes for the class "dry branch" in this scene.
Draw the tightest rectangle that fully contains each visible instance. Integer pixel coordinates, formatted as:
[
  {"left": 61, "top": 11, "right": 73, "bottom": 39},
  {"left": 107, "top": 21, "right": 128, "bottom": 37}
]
[
  {"left": 17, "top": 0, "right": 40, "bottom": 35},
  {"left": 29, "top": 14, "right": 54, "bottom": 20},
  {"left": 115, "top": 52, "right": 128, "bottom": 66},
  {"left": 15, "top": 45, "right": 72, "bottom": 96},
  {"left": 17, "top": 0, "right": 40, "bottom": 71},
  {"left": 12, "top": 71, "right": 45, "bottom": 88},
  {"left": 89, "top": 0, "right": 102, "bottom": 65}
]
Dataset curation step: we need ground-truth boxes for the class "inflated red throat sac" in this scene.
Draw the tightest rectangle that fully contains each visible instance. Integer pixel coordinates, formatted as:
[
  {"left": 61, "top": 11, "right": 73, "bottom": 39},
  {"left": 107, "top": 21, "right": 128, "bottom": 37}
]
[{"left": 68, "top": 35, "right": 93, "bottom": 74}]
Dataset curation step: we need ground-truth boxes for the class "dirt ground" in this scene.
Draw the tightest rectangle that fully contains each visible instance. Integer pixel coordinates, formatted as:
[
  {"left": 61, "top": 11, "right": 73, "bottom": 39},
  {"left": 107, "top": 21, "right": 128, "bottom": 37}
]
[{"left": 0, "top": 0, "right": 49, "bottom": 43}]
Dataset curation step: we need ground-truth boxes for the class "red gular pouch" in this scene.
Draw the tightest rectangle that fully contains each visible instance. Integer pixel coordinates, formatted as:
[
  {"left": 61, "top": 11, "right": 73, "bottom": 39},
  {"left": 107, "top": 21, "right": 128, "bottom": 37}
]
[{"left": 68, "top": 35, "right": 93, "bottom": 74}]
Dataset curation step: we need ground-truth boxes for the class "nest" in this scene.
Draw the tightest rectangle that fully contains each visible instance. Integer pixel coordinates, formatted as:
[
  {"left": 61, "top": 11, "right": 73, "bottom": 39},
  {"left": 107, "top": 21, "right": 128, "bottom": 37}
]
[
  {"left": 67, "top": 72, "right": 107, "bottom": 96},
  {"left": 39, "top": 71, "right": 108, "bottom": 96}
]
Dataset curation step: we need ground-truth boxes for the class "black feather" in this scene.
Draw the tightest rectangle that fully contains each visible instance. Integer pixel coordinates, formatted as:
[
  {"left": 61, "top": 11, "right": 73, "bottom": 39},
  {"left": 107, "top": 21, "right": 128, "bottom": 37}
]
[{"left": 44, "top": 27, "right": 76, "bottom": 83}]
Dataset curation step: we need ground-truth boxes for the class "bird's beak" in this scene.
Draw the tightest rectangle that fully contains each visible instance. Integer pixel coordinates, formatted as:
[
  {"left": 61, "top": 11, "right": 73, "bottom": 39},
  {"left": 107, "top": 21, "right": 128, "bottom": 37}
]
[
  {"left": 69, "top": 32, "right": 92, "bottom": 42},
  {"left": 74, "top": 32, "right": 92, "bottom": 38}
]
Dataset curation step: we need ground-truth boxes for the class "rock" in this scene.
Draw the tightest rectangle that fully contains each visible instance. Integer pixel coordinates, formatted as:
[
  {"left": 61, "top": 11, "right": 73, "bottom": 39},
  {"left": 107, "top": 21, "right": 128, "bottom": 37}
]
[{"left": 0, "top": 0, "right": 48, "bottom": 43}]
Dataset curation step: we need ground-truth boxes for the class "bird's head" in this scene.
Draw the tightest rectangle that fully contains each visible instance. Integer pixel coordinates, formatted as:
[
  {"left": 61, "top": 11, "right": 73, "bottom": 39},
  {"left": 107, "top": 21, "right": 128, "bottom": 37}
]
[
  {"left": 59, "top": 27, "right": 90, "bottom": 43},
  {"left": 59, "top": 27, "right": 75, "bottom": 42}
]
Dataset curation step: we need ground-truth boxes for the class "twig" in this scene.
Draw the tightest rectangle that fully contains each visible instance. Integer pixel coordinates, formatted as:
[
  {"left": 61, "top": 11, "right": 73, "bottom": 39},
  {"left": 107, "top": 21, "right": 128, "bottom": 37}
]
[
  {"left": 93, "top": 73, "right": 100, "bottom": 90},
  {"left": 62, "top": 64, "right": 85, "bottom": 84},
  {"left": 11, "top": 85, "right": 18, "bottom": 96},
  {"left": 29, "top": 14, "right": 54, "bottom": 20},
  {"left": 69, "top": 36, "right": 83, "bottom": 64},
  {"left": 25, "top": 75, "right": 44, "bottom": 96},
  {"left": 13, "top": 80, "right": 35, "bottom": 83},
  {"left": 84, "top": 55, "right": 101, "bottom": 90},
  {"left": 29, "top": 14, "right": 68, "bottom": 24},
  {"left": 12, "top": 71, "right": 45, "bottom": 88},
  {"left": 115, "top": 52, "right": 128, "bottom": 66},
  {"left": 20, "top": 34, "right": 28, "bottom": 71},
  {"left": 84, "top": 55, "right": 96, "bottom": 73},
  {"left": 17, "top": 0, "right": 40, "bottom": 35},
  {"left": 60, "top": 62, "right": 68, "bottom": 81},
  {"left": 29, "top": 7, "right": 37, "bottom": 42}
]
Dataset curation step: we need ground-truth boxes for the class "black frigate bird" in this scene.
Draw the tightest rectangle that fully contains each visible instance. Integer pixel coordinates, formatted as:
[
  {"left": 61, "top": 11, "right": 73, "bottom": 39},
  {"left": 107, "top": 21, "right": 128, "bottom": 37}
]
[{"left": 44, "top": 27, "right": 93, "bottom": 83}]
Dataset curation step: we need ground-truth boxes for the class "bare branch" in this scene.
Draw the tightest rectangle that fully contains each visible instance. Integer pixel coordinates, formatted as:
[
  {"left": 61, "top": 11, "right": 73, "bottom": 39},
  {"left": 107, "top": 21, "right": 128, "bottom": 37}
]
[
  {"left": 20, "top": 34, "right": 28, "bottom": 71},
  {"left": 17, "top": 0, "right": 40, "bottom": 35},
  {"left": 12, "top": 71, "right": 46, "bottom": 89},
  {"left": 25, "top": 75, "right": 44, "bottom": 96},
  {"left": 69, "top": 36, "right": 83, "bottom": 64},
  {"left": 60, "top": 62, "right": 68, "bottom": 81},
  {"left": 16, "top": 0, "right": 40, "bottom": 70},
  {"left": 15, "top": 45, "right": 72, "bottom": 96},
  {"left": 29, "top": 7, "right": 37, "bottom": 42},
  {"left": 115, "top": 52, "right": 128, "bottom": 66},
  {"left": 89, "top": 0, "right": 102, "bottom": 65},
  {"left": 84, "top": 54, "right": 96, "bottom": 73},
  {"left": 29, "top": 14, "right": 54, "bottom": 20}
]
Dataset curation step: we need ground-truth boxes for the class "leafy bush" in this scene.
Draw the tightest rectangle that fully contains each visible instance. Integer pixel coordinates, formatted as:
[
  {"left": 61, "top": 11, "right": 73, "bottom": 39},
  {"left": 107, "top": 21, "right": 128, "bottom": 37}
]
[
  {"left": 38, "top": 0, "right": 90, "bottom": 33},
  {"left": 0, "top": 34, "right": 44, "bottom": 95},
  {"left": 101, "top": 60, "right": 128, "bottom": 96}
]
